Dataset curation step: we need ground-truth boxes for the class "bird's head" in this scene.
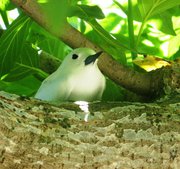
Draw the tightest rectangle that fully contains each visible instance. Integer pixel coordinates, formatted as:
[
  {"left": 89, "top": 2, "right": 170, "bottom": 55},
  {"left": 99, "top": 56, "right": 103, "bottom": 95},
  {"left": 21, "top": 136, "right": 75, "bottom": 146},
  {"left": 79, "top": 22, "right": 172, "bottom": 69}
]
[{"left": 60, "top": 48, "right": 103, "bottom": 72}]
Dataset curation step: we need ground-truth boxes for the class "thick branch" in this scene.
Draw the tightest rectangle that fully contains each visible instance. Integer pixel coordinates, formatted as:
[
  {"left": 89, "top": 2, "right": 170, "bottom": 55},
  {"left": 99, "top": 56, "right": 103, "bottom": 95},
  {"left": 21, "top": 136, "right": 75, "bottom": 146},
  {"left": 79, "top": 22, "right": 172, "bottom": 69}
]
[
  {"left": 12, "top": 0, "right": 165, "bottom": 97},
  {"left": 0, "top": 91, "right": 180, "bottom": 168},
  {"left": 39, "top": 51, "right": 61, "bottom": 74}
]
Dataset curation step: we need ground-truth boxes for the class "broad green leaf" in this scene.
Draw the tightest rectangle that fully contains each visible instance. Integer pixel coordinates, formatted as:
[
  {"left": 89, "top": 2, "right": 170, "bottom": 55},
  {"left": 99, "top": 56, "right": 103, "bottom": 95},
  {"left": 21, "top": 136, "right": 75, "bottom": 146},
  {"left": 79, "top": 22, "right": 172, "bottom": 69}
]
[
  {"left": 87, "top": 19, "right": 130, "bottom": 52},
  {"left": 0, "top": 0, "right": 15, "bottom": 11},
  {"left": 0, "top": 0, "right": 9, "bottom": 10},
  {"left": 2, "top": 64, "right": 37, "bottom": 82},
  {"left": 172, "top": 49, "right": 180, "bottom": 60},
  {"left": 86, "top": 30, "right": 127, "bottom": 64},
  {"left": 102, "top": 79, "right": 125, "bottom": 101},
  {"left": 137, "top": 0, "right": 180, "bottom": 19},
  {"left": 166, "top": 34, "right": 180, "bottom": 58},
  {"left": 136, "top": 0, "right": 180, "bottom": 48},
  {"left": 3, "top": 63, "right": 48, "bottom": 82},
  {"left": 18, "top": 43, "right": 39, "bottom": 67},
  {"left": 29, "top": 22, "right": 70, "bottom": 60},
  {"left": 153, "top": 12, "right": 176, "bottom": 36},
  {"left": 146, "top": 11, "right": 176, "bottom": 36},
  {"left": 0, "top": 15, "right": 31, "bottom": 77},
  {"left": 0, "top": 75, "right": 41, "bottom": 96},
  {"left": 68, "top": 4, "right": 105, "bottom": 20},
  {"left": 101, "top": 13, "right": 122, "bottom": 32}
]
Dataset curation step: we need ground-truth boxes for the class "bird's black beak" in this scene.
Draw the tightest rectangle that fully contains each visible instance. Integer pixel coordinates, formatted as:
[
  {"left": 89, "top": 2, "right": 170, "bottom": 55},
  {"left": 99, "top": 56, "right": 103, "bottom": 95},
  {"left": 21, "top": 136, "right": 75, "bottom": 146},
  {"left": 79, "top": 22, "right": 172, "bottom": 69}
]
[{"left": 84, "top": 51, "right": 103, "bottom": 66}]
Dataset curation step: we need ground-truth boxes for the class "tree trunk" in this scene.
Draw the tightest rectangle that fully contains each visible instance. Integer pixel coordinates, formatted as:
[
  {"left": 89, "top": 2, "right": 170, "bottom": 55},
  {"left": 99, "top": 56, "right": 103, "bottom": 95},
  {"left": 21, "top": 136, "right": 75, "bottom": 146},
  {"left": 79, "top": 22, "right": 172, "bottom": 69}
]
[{"left": 0, "top": 91, "right": 179, "bottom": 169}]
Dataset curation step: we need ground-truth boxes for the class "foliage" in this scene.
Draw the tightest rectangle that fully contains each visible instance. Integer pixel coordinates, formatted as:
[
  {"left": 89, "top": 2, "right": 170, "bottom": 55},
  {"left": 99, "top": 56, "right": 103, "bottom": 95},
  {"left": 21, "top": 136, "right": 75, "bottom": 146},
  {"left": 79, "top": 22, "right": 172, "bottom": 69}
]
[{"left": 0, "top": 0, "right": 179, "bottom": 100}]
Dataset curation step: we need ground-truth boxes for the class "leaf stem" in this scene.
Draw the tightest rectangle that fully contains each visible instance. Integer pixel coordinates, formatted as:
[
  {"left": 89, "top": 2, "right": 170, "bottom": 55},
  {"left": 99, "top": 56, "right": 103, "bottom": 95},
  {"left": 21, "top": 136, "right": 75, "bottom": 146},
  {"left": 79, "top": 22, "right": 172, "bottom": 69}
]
[
  {"left": 127, "top": 0, "right": 137, "bottom": 59},
  {"left": 135, "top": 2, "right": 158, "bottom": 48},
  {"left": 0, "top": 10, "right": 9, "bottom": 28}
]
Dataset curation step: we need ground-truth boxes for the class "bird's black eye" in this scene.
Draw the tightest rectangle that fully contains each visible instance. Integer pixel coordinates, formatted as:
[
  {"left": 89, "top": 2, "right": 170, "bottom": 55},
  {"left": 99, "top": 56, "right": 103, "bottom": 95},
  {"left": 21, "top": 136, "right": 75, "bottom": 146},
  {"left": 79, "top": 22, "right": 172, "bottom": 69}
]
[{"left": 72, "top": 54, "right": 79, "bottom": 60}]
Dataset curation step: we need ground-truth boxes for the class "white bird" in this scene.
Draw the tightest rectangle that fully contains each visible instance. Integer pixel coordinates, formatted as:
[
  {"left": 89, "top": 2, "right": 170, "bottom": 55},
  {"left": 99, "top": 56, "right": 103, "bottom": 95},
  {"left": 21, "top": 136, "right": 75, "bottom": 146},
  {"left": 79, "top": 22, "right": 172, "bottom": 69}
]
[{"left": 35, "top": 48, "right": 106, "bottom": 103}]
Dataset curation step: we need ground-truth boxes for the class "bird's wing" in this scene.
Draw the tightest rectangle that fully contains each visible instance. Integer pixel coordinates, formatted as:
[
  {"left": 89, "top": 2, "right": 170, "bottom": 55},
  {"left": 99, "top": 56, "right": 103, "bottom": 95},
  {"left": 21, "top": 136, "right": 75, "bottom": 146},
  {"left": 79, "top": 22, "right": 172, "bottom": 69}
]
[{"left": 35, "top": 73, "right": 72, "bottom": 102}]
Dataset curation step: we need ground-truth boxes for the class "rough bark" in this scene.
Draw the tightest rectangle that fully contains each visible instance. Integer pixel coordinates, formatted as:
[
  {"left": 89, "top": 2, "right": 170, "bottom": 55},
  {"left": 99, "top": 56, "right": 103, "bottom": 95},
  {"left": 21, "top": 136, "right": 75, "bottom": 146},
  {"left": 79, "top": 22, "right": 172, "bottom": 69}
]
[
  {"left": 11, "top": 0, "right": 167, "bottom": 98},
  {"left": 0, "top": 91, "right": 179, "bottom": 169},
  {"left": 39, "top": 51, "right": 61, "bottom": 74}
]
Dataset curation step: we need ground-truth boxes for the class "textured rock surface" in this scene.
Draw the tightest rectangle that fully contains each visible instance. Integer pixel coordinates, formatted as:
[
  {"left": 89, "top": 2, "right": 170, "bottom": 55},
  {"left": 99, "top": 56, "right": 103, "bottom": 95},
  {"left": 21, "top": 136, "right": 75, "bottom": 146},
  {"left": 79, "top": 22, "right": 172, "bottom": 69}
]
[{"left": 0, "top": 91, "right": 179, "bottom": 169}]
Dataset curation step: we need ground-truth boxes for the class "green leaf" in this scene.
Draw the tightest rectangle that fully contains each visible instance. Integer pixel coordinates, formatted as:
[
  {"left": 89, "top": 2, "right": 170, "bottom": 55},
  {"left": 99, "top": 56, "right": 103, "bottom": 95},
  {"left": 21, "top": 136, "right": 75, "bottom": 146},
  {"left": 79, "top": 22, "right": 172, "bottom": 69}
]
[
  {"left": 3, "top": 63, "right": 48, "bottom": 82},
  {"left": 113, "top": 0, "right": 128, "bottom": 16},
  {"left": 102, "top": 79, "right": 125, "bottom": 101},
  {"left": 0, "top": 75, "right": 41, "bottom": 96},
  {"left": 0, "top": 15, "right": 31, "bottom": 77},
  {"left": 152, "top": 12, "right": 176, "bottom": 36},
  {"left": 29, "top": 22, "right": 70, "bottom": 60},
  {"left": 87, "top": 19, "right": 130, "bottom": 52},
  {"left": 101, "top": 13, "right": 122, "bottom": 32},
  {"left": 68, "top": 4, "right": 105, "bottom": 20},
  {"left": 80, "top": 20, "right": 86, "bottom": 34},
  {"left": 137, "top": 0, "right": 180, "bottom": 19},
  {"left": 0, "top": 0, "right": 9, "bottom": 10},
  {"left": 2, "top": 64, "right": 37, "bottom": 82},
  {"left": 86, "top": 30, "right": 127, "bottom": 64},
  {"left": 166, "top": 34, "right": 180, "bottom": 58},
  {"left": 18, "top": 43, "right": 39, "bottom": 67},
  {"left": 136, "top": 0, "right": 180, "bottom": 47},
  {"left": 0, "top": 10, "right": 9, "bottom": 28}
]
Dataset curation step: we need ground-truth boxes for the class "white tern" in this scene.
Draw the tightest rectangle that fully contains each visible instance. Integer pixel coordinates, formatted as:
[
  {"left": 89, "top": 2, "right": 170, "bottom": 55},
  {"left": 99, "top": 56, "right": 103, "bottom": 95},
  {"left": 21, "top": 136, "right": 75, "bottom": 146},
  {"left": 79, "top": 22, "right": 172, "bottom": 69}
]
[{"left": 35, "top": 48, "right": 106, "bottom": 103}]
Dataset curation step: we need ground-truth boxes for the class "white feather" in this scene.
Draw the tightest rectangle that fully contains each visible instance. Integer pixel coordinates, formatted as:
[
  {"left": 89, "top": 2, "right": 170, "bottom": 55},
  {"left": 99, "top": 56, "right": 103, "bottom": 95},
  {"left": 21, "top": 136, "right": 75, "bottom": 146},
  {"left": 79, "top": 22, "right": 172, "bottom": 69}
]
[{"left": 35, "top": 48, "right": 106, "bottom": 103}]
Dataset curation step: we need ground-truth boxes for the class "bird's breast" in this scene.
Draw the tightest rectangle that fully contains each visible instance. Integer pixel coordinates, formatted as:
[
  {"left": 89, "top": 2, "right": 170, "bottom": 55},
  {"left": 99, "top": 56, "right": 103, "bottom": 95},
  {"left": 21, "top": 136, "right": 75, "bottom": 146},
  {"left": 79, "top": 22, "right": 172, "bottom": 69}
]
[{"left": 67, "top": 68, "right": 105, "bottom": 101}]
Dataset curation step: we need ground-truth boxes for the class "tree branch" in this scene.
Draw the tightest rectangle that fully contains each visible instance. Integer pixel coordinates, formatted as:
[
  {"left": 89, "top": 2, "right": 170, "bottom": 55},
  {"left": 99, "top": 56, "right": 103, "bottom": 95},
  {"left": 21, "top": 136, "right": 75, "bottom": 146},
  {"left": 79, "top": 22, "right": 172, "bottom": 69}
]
[
  {"left": 11, "top": 0, "right": 166, "bottom": 97},
  {"left": 0, "top": 91, "right": 180, "bottom": 168}
]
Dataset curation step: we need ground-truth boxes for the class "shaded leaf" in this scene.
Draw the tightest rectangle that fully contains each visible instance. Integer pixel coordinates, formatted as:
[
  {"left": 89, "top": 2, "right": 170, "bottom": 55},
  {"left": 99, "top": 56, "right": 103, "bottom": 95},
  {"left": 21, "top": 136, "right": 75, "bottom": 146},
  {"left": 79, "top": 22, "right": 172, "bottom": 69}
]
[
  {"left": 0, "top": 15, "right": 31, "bottom": 77},
  {"left": 3, "top": 62, "right": 48, "bottom": 82},
  {"left": 29, "top": 22, "right": 70, "bottom": 60},
  {"left": 18, "top": 43, "right": 39, "bottom": 67},
  {"left": 0, "top": 75, "right": 41, "bottom": 96}
]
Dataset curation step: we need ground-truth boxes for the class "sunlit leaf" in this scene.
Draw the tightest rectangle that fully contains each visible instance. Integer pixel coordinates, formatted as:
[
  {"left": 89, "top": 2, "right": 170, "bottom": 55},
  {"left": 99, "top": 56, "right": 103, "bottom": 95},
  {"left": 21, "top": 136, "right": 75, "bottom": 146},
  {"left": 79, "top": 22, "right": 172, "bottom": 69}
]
[
  {"left": 137, "top": 0, "right": 180, "bottom": 19},
  {"left": 151, "top": 12, "right": 176, "bottom": 36},
  {"left": 167, "top": 34, "right": 180, "bottom": 58},
  {"left": 86, "top": 30, "right": 127, "bottom": 64},
  {"left": 101, "top": 13, "right": 122, "bottom": 32},
  {"left": 113, "top": 0, "right": 128, "bottom": 16},
  {"left": 88, "top": 19, "right": 129, "bottom": 51},
  {"left": 133, "top": 55, "right": 170, "bottom": 72},
  {"left": 0, "top": 0, "right": 9, "bottom": 10},
  {"left": 68, "top": 4, "right": 105, "bottom": 20},
  {"left": 80, "top": 20, "right": 86, "bottom": 33}
]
